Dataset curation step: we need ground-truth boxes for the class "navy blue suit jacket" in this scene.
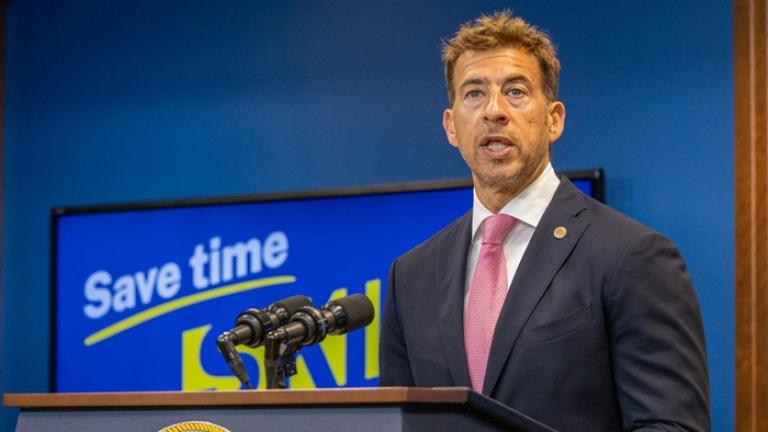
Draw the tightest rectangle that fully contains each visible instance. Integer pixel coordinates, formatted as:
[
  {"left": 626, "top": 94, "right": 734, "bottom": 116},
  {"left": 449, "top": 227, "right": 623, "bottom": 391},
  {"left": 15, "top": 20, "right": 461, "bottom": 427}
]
[{"left": 380, "top": 178, "right": 710, "bottom": 431}]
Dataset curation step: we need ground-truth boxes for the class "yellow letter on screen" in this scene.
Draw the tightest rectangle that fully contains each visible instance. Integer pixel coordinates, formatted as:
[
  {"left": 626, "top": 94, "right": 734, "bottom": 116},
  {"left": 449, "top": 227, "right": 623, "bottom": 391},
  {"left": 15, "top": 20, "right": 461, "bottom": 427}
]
[
  {"left": 365, "top": 279, "right": 381, "bottom": 380},
  {"left": 181, "top": 325, "right": 241, "bottom": 391},
  {"left": 182, "top": 324, "right": 267, "bottom": 390}
]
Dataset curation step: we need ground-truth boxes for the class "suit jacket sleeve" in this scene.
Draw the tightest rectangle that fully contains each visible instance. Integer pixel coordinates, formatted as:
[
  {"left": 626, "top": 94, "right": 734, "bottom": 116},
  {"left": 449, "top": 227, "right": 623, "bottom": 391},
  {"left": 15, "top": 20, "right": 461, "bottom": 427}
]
[
  {"left": 379, "top": 258, "right": 415, "bottom": 386},
  {"left": 607, "top": 230, "right": 710, "bottom": 431}
]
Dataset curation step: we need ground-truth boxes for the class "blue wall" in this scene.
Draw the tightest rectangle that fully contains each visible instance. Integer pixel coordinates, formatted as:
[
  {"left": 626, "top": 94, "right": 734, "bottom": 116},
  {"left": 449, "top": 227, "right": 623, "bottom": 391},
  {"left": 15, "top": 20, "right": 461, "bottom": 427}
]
[{"left": 2, "top": 1, "right": 733, "bottom": 430}]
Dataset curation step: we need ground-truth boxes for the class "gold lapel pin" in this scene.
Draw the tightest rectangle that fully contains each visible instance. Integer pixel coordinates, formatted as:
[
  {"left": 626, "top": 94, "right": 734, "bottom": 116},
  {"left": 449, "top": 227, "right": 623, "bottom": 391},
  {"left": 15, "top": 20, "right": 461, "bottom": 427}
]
[{"left": 553, "top": 226, "right": 567, "bottom": 239}]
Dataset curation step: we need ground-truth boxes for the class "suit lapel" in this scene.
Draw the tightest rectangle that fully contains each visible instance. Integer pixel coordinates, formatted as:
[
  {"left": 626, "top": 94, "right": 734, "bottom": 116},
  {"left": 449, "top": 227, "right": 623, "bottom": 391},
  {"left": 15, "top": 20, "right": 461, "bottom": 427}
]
[
  {"left": 436, "top": 211, "right": 473, "bottom": 387},
  {"left": 483, "top": 178, "right": 592, "bottom": 395}
]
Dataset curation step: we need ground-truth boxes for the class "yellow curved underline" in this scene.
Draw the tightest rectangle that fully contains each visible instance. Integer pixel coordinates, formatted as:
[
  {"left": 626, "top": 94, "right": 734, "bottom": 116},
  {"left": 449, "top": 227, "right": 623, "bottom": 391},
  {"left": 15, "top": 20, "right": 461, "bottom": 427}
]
[{"left": 84, "top": 275, "right": 296, "bottom": 346}]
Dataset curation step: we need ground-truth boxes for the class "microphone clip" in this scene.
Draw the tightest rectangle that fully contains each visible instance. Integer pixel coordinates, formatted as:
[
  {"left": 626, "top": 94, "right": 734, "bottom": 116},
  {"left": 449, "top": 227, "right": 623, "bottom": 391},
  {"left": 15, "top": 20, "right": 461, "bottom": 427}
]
[{"left": 264, "top": 332, "right": 302, "bottom": 390}]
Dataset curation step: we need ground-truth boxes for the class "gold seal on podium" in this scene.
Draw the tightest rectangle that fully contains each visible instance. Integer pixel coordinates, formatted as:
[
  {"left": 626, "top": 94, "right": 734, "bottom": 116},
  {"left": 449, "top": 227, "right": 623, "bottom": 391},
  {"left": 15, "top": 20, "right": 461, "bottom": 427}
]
[{"left": 159, "top": 421, "right": 231, "bottom": 432}]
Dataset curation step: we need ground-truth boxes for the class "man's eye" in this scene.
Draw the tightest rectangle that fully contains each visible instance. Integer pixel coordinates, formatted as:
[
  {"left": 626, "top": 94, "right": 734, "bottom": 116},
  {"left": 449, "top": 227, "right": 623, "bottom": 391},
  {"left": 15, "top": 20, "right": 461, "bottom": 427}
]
[
  {"left": 507, "top": 88, "right": 525, "bottom": 97},
  {"left": 466, "top": 90, "right": 483, "bottom": 99}
]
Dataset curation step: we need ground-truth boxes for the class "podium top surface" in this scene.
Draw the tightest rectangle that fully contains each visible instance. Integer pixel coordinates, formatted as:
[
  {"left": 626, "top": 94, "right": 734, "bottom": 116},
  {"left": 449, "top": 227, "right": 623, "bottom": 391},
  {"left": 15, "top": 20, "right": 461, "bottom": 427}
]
[
  {"left": 4, "top": 387, "right": 558, "bottom": 432},
  {"left": 3, "top": 387, "right": 472, "bottom": 409}
]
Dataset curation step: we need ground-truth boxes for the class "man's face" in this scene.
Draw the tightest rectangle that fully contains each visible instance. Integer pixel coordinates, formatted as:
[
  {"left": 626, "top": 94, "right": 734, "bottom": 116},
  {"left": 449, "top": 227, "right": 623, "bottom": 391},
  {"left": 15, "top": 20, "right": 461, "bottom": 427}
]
[{"left": 443, "top": 47, "right": 565, "bottom": 204}]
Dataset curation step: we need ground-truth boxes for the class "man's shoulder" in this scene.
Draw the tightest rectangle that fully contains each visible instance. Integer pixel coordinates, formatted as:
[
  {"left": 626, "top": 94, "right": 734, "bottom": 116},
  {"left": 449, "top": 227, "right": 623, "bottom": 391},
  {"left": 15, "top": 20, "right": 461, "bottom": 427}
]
[
  {"left": 585, "top": 194, "right": 652, "bottom": 234},
  {"left": 552, "top": 178, "right": 675, "bottom": 251},
  {"left": 568, "top": 191, "right": 685, "bottom": 270}
]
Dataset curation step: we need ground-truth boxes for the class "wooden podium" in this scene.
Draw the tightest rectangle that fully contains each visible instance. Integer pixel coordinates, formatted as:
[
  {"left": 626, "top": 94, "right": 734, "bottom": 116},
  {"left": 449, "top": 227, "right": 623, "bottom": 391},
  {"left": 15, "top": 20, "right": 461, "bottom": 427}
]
[{"left": 4, "top": 387, "right": 557, "bottom": 432}]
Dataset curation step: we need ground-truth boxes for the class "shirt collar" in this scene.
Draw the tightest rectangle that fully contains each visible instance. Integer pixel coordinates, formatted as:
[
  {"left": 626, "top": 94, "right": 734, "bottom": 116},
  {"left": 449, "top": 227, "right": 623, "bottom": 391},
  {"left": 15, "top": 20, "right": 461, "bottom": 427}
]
[{"left": 471, "top": 162, "right": 560, "bottom": 240}]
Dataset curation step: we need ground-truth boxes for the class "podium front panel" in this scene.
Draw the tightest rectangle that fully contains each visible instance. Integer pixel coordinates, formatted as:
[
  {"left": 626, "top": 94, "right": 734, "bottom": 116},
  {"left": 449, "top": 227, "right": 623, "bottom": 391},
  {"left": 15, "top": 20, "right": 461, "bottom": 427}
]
[{"left": 15, "top": 406, "right": 511, "bottom": 432}]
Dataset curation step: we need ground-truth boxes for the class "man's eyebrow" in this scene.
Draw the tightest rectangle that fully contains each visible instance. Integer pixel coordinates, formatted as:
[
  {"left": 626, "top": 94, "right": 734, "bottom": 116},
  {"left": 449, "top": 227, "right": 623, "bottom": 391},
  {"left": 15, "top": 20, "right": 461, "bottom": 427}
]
[
  {"left": 458, "top": 77, "right": 488, "bottom": 89},
  {"left": 502, "top": 74, "right": 533, "bottom": 86},
  {"left": 458, "top": 74, "right": 533, "bottom": 89}
]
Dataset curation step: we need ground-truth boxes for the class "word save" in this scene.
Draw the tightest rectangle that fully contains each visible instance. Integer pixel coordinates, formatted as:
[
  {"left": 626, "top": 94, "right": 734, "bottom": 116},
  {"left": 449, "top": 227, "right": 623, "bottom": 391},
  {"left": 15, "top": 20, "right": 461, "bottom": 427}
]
[{"left": 83, "top": 263, "right": 181, "bottom": 319}]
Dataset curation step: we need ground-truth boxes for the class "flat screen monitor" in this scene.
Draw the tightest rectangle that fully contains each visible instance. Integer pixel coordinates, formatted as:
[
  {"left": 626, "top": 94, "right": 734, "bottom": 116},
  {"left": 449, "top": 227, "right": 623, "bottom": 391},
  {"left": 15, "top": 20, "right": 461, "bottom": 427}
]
[{"left": 51, "top": 169, "right": 603, "bottom": 392}]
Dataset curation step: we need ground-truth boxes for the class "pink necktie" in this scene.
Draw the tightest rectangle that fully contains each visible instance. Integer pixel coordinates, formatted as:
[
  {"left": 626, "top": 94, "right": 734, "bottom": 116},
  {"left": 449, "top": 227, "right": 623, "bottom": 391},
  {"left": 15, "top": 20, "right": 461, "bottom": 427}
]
[{"left": 465, "top": 214, "right": 517, "bottom": 392}]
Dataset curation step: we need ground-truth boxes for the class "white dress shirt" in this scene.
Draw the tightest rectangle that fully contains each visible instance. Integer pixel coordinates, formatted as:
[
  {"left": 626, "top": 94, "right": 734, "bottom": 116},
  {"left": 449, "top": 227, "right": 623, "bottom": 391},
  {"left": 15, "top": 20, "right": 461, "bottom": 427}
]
[{"left": 465, "top": 163, "right": 561, "bottom": 308}]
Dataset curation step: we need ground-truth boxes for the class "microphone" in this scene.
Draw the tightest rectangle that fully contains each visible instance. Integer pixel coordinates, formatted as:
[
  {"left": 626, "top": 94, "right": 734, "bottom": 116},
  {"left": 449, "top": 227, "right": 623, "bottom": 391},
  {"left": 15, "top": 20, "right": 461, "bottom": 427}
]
[
  {"left": 216, "top": 294, "right": 311, "bottom": 388},
  {"left": 219, "top": 295, "right": 312, "bottom": 347},
  {"left": 266, "top": 293, "right": 374, "bottom": 346}
]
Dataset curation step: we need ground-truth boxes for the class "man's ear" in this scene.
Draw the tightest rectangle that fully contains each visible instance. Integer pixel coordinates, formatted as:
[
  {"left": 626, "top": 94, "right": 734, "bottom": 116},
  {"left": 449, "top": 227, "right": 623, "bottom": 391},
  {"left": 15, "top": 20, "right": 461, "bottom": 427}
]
[
  {"left": 443, "top": 109, "right": 458, "bottom": 148},
  {"left": 547, "top": 101, "right": 566, "bottom": 143}
]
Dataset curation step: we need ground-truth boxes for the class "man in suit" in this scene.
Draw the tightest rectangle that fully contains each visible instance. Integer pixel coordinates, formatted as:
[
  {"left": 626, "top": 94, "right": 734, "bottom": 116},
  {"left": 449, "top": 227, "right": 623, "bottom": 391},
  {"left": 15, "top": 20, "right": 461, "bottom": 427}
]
[{"left": 379, "top": 11, "right": 710, "bottom": 431}]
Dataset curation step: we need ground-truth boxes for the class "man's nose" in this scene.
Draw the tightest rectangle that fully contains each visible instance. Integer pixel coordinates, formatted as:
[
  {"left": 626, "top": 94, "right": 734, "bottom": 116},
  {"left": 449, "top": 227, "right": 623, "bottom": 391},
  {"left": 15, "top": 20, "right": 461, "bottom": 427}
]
[{"left": 483, "top": 92, "right": 509, "bottom": 125}]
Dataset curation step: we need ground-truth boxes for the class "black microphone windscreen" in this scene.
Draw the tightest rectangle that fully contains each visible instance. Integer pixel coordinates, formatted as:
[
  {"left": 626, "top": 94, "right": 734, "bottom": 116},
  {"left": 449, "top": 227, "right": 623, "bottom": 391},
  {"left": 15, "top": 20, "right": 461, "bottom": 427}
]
[
  {"left": 329, "top": 294, "right": 374, "bottom": 331},
  {"left": 272, "top": 295, "right": 312, "bottom": 315}
]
